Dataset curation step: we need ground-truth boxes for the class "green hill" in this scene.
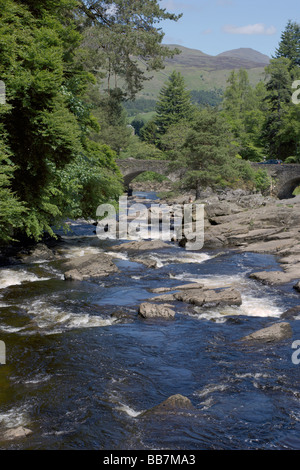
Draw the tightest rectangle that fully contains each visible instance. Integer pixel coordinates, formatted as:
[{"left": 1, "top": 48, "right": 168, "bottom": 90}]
[{"left": 135, "top": 45, "right": 270, "bottom": 100}]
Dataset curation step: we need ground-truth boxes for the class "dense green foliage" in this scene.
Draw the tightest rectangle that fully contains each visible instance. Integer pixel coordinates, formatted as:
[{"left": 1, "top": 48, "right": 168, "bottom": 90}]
[
  {"left": 123, "top": 98, "right": 157, "bottom": 117},
  {"left": 0, "top": 0, "right": 179, "bottom": 244},
  {"left": 190, "top": 89, "right": 223, "bottom": 108},
  {"left": 173, "top": 108, "right": 257, "bottom": 196}
]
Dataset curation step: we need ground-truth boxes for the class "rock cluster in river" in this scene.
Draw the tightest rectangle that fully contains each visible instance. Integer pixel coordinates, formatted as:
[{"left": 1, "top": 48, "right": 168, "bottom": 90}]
[
  {"left": 162, "top": 190, "right": 300, "bottom": 288},
  {"left": 63, "top": 253, "right": 119, "bottom": 281}
]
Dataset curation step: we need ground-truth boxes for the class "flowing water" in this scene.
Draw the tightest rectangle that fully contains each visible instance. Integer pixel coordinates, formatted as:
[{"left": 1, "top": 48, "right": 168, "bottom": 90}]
[{"left": 0, "top": 192, "right": 300, "bottom": 450}]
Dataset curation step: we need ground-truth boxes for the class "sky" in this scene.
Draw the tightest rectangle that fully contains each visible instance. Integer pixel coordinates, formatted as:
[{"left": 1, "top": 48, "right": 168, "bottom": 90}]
[{"left": 159, "top": 0, "right": 300, "bottom": 57}]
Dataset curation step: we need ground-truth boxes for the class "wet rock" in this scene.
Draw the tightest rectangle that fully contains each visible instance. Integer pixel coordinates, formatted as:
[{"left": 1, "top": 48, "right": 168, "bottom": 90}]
[
  {"left": 174, "top": 287, "right": 242, "bottom": 308},
  {"left": 150, "top": 294, "right": 177, "bottom": 302},
  {"left": 150, "top": 283, "right": 204, "bottom": 294},
  {"left": 141, "top": 394, "right": 194, "bottom": 417},
  {"left": 130, "top": 257, "right": 157, "bottom": 269},
  {"left": 63, "top": 253, "right": 119, "bottom": 280},
  {"left": 64, "top": 269, "right": 84, "bottom": 281},
  {"left": 138, "top": 303, "right": 175, "bottom": 319},
  {"left": 3, "top": 426, "right": 32, "bottom": 440},
  {"left": 249, "top": 270, "right": 299, "bottom": 285},
  {"left": 240, "top": 322, "right": 293, "bottom": 343},
  {"left": 110, "top": 240, "right": 170, "bottom": 252},
  {"left": 281, "top": 306, "right": 300, "bottom": 320},
  {"left": 18, "top": 243, "right": 55, "bottom": 263},
  {"left": 294, "top": 281, "right": 300, "bottom": 293}
]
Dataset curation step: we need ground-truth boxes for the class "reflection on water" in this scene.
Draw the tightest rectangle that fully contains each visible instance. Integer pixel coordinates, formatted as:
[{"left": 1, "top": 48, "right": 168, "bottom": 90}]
[{"left": 0, "top": 192, "right": 299, "bottom": 449}]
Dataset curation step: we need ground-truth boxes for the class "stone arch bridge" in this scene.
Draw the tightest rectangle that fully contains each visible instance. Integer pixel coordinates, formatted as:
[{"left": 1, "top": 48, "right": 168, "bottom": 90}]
[
  {"left": 251, "top": 163, "right": 300, "bottom": 199},
  {"left": 116, "top": 159, "right": 300, "bottom": 199},
  {"left": 116, "top": 159, "right": 182, "bottom": 188}
]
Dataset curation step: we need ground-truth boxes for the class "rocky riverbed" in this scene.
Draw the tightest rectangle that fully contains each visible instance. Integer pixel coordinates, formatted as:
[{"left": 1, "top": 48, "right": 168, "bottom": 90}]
[
  {"left": 161, "top": 188, "right": 300, "bottom": 290},
  {"left": 0, "top": 189, "right": 300, "bottom": 449}
]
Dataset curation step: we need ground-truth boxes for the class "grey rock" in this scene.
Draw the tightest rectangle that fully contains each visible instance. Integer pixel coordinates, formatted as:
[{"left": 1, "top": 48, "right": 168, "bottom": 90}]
[
  {"left": 63, "top": 253, "right": 119, "bottom": 280},
  {"left": 138, "top": 303, "right": 175, "bottom": 319},
  {"left": 110, "top": 240, "right": 170, "bottom": 252},
  {"left": 64, "top": 269, "right": 84, "bottom": 281},
  {"left": 240, "top": 322, "right": 293, "bottom": 343},
  {"left": 174, "top": 287, "right": 242, "bottom": 308},
  {"left": 130, "top": 257, "right": 157, "bottom": 269},
  {"left": 281, "top": 306, "right": 300, "bottom": 320},
  {"left": 141, "top": 394, "right": 194, "bottom": 417},
  {"left": 19, "top": 243, "right": 55, "bottom": 263}
]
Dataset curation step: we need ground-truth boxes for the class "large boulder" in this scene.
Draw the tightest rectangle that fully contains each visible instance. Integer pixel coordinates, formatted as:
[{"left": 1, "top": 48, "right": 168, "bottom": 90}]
[
  {"left": 138, "top": 303, "right": 175, "bottom": 319},
  {"left": 240, "top": 322, "right": 293, "bottom": 343},
  {"left": 63, "top": 253, "right": 119, "bottom": 280}
]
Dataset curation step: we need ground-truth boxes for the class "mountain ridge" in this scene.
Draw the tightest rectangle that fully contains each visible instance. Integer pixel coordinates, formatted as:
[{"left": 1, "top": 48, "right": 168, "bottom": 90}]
[{"left": 136, "top": 44, "right": 270, "bottom": 100}]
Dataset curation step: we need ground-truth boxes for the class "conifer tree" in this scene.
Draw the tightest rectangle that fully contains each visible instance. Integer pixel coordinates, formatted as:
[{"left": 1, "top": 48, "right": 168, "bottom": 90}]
[
  {"left": 155, "top": 71, "right": 194, "bottom": 135},
  {"left": 275, "top": 20, "right": 300, "bottom": 67}
]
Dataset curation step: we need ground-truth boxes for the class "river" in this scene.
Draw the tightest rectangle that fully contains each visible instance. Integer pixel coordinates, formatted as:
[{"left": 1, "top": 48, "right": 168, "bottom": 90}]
[{"left": 0, "top": 191, "right": 300, "bottom": 450}]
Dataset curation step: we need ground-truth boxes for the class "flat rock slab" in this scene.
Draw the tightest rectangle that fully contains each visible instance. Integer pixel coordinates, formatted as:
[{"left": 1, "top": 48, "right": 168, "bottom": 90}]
[
  {"left": 250, "top": 270, "right": 299, "bottom": 285},
  {"left": 240, "top": 322, "right": 293, "bottom": 343},
  {"left": 150, "top": 283, "right": 204, "bottom": 294},
  {"left": 150, "top": 294, "right": 177, "bottom": 302},
  {"left": 174, "top": 287, "right": 242, "bottom": 308},
  {"left": 64, "top": 253, "right": 119, "bottom": 280},
  {"left": 110, "top": 240, "right": 170, "bottom": 252},
  {"left": 3, "top": 426, "right": 32, "bottom": 440},
  {"left": 141, "top": 394, "right": 194, "bottom": 417},
  {"left": 138, "top": 303, "right": 175, "bottom": 319}
]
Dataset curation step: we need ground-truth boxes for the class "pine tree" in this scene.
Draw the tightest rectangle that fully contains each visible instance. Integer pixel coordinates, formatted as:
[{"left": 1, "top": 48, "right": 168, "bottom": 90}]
[
  {"left": 262, "top": 58, "right": 295, "bottom": 159},
  {"left": 155, "top": 71, "right": 193, "bottom": 134},
  {"left": 275, "top": 20, "right": 300, "bottom": 67}
]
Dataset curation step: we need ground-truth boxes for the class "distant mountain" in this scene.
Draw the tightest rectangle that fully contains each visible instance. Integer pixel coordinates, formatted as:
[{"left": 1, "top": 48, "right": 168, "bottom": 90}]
[
  {"left": 136, "top": 45, "right": 270, "bottom": 101},
  {"left": 165, "top": 45, "right": 270, "bottom": 71},
  {"left": 216, "top": 48, "right": 271, "bottom": 66}
]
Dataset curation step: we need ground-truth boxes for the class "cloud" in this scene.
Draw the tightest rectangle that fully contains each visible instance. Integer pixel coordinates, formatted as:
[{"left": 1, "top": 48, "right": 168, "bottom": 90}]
[{"left": 223, "top": 23, "right": 277, "bottom": 35}]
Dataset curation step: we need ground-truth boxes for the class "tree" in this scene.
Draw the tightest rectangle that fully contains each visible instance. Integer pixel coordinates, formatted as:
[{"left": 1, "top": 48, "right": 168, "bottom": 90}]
[
  {"left": 155, "top": 71, "right": 194, "bottom": 135},
  {"left": 262, "top": 58, "right": 295, "bottom": 159},
  {"left": 178, "top": 108, "right": 255, "bottom": 198},
  {"left": 78, "top": 0, "right": 182, "bottom": 99},
  {"left": 275, "top": 20, "right": 300, "bottom": 67},
  {"left": 222, "top": 69, "right": 265, "bottom": 161},
  {"left": 0, "top": 0, "right": 123, "bottom": 242}
]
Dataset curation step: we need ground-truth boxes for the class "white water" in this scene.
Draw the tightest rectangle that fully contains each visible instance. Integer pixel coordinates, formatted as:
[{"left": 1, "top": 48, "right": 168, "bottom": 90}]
[
  {"left": 20, "top": 300, "right": 116, "bottom": 335},
  {"left": 0, "top": 269, "right": 50, "bottom": 289},
  {"left": 170, "top": 272, "right": 283, "bottom": 319}
]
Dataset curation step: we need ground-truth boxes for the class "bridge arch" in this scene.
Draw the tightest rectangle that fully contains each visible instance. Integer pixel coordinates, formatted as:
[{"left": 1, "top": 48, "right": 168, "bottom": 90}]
[
  {"left": 116, "top": 159, "right": 181, "bottom": 188},
  {"left": 277, "top": 176, "right": 300, "bottom": 199}
]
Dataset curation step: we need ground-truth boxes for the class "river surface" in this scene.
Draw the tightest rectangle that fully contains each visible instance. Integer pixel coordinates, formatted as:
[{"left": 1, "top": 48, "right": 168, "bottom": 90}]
[{"left": 0, "top": 191, "right": 300, "bottom": 450}]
